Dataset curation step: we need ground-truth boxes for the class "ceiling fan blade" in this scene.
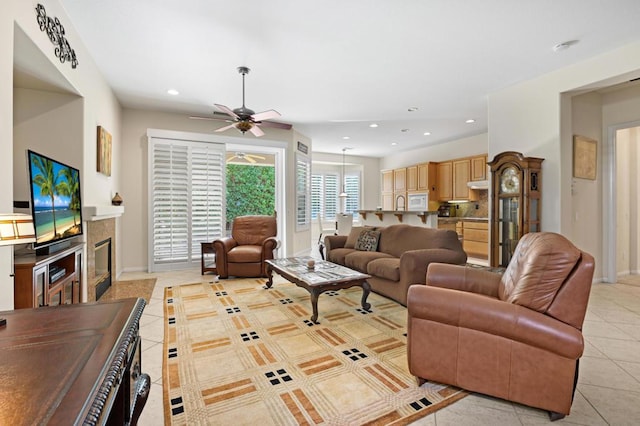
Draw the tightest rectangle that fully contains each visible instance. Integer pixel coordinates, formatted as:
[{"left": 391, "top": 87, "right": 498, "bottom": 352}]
[
  {"left": 249, "top": 154, "right": 266, "bottom": 160},
  {"left": 249, "top": 125, "right": 265, "bottom": 137},
  {"left": 214, "top": 104, "right": 240, "bottom": 119},
  {"left": 246, "top": 156, "right": 257, "bottom": 163},
  {"left": 258, "top": 120, "right": 293, "bottom": 130},
  {"left": 215, "top": 123, "right": 237, "bottom": 133},
  {"left": 252, "top": 109, "right": 281, "bottom": 122}
]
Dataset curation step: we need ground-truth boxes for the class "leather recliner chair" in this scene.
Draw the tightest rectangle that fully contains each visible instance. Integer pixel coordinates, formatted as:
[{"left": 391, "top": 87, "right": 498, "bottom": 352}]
[
  {"left": 213, "top": 215, "right": 278, "bottom": 278},
  {"left": 407, "top": 232, "right": 595, "bottom": 420}
]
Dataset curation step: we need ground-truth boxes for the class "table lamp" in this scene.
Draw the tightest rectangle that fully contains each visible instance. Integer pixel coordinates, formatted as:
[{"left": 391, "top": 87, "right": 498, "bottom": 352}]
[{"left": 0, "top": 213, "right": 36, "bottom": 326}]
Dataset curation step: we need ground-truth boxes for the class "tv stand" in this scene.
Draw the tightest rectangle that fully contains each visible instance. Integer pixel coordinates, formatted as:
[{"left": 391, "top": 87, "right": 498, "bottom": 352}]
[
  {"left": 36, "top": 239, "right": 72, "bottom": 256},
  {"left": 14, "top": 242, "right": 84, "bottom": 309}
]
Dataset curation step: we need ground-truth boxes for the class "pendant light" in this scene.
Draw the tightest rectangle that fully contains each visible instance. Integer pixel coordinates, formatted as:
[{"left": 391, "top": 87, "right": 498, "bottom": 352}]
[{"left": 339, "top": 148, "right": 348, "bottom": 199}]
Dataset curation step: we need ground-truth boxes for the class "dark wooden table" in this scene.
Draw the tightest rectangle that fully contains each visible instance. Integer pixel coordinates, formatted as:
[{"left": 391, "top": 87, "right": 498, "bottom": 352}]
[
  {"left": 0, "top": 298, "right": 149, "bottom": 425},
  {"left": 265, "top": 257, "right": 371, "bottom": 323},
  {"left": 201, "top": 242, "right": 217, "bottom": 275}
]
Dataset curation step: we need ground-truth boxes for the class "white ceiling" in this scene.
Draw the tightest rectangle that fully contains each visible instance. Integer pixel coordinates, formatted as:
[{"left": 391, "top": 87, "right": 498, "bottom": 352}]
[{"left": 58, "top": 0, "right": 640, "bottom": 157}]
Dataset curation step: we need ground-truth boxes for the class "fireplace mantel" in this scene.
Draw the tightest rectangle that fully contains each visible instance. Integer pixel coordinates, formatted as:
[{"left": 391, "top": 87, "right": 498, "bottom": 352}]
[{"left": 83, "top": 205, "right": 124, "bottom": 221}]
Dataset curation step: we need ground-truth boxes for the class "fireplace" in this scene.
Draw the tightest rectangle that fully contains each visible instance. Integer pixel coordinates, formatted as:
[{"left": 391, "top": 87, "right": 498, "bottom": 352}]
[
  {"left": 86, "top": 218, "right": 116, "bottom": 302},
  {"left": 95, "top": 238, "right": 112, "bottom": 300}
]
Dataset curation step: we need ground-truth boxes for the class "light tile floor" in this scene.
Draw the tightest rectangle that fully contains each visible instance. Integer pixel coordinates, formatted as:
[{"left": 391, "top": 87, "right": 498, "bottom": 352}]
[{"left": 130, "top": 269, "right": 640, "bottom": 425}]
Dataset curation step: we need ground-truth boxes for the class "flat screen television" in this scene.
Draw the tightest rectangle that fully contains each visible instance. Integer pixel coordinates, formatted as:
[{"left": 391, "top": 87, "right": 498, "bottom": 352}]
[{"left": 27, "top": 150, "right": 83, "bottom": 254}]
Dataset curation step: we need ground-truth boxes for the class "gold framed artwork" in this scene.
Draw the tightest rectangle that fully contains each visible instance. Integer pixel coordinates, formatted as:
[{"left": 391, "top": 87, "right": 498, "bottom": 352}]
[
  {"left": 97, "top": 125, "right": 112, "bottom": 176},
  {"left": 573, "top": 135, "right": 597, "bottom": 180}
]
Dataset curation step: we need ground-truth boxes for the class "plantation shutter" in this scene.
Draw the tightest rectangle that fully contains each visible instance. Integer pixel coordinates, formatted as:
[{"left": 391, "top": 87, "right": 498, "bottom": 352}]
[
  {"left": 296, "top": 153, "right": 311, "bottom": 231},
  {"left": 149, "top": 138, "right": 225, "bottom": 271},
  {"left": 312, "top": 173, "right": 339, "bottom": 220},
  {"left": 344, "top": 172, "right": 360, "bottom": 214}
]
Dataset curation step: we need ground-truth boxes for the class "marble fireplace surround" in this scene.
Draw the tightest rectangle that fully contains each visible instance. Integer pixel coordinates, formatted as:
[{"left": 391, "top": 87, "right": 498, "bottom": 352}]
[
  {"left": 85, "top": 218, "right": 116, "bottom": 302},
  {"left": 83, "top": 205, "right": 124, "bottom": 302}
]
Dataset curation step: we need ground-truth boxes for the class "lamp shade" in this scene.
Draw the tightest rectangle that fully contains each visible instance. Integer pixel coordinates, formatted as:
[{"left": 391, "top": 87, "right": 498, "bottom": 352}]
[{"left": 0, "top": 213, "right": 36, "bottom": 246}]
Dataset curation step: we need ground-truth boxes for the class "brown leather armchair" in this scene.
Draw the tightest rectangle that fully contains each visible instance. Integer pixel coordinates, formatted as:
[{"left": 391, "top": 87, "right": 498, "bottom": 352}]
[
  {"left": 213, "top": 215, "right": 278, "bottom": 278},
  {"left": 407, "top": 232, "right": 595, "bottom": 420}
]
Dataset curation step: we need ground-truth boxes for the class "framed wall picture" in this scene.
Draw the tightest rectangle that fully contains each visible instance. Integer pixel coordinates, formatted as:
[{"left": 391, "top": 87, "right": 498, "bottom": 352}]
[
  {"left": 97, "top": 125, "right": 112, "bottom": 176},
  {"left": 573, "top": 135, "right": 597, "bottom": 180}
]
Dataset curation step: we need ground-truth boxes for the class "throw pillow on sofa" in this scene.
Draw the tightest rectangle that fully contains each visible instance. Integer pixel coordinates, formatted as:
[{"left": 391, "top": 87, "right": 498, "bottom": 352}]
[
  {"left": 354, "top": 229, "right": 381, "bottom": 251},
  {"left": 345, "top": 226, "right": 376, "bottom": 248}
]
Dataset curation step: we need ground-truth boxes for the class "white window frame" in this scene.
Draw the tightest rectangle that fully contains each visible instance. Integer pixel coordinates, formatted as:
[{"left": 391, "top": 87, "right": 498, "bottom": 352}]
[{"left": 147, "top": 134, "right": 225, "bottom": 272}]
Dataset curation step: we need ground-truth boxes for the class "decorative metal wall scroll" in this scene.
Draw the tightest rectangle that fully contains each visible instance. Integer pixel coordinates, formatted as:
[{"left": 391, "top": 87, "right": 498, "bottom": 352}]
[{"left": 35, "top": 4, "right": 78, "bottom": 69}]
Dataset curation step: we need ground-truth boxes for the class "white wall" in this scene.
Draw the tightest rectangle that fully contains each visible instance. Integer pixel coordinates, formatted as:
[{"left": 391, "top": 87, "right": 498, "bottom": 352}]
[{"left": 2, "top": 0, "right": 122, "bottom": 308}]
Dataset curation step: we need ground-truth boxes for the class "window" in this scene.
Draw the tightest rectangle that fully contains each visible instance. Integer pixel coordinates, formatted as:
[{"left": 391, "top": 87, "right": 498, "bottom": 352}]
[
  {"left": 312, "top": 171, "right": 360, "bottom": 218},
  {"left": 296, "top": 153, "right": 311, "bottom": 231},
  {"left": 344, "top": 172, "right": 361, "bottom": 214},
  {"left": 311, "top": 173, "right": 338, "bottom": 220},
  {"left": 148, "top": 137, "right": 225, "bottom": 271}
]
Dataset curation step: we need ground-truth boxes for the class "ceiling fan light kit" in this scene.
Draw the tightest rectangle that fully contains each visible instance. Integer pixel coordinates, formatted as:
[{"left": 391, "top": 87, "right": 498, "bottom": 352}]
[{"left": 188, "top": 66, "right": 292, "bottom": 137}]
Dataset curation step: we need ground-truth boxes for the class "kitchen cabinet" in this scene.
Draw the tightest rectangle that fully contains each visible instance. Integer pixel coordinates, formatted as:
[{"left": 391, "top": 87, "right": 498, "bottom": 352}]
[
  {"left": 461, "top": 220, "right": 489, "bottom": 259},
  {"left": 453, "top": 159, "right": 471, "bottom": 200},
  {"left": 471, "top": 155, "right": 488, "bottom": 181},
  {"left": 393, "top": 168, "right": 407, "bottom": 192},
  {"left": 406, "top": 165, "right": 418, "bottom": 192},
  {"left": 417, "top": 162, "right": 437, "bottom": 193},
  {"left": 382, "top": 170, "right": 394, "bottom": 193},
  {"left": 381, "top": 170, "right": 394, "bottom": 210},
  {"left": 436, "top": 162, "right": 453, "bottom": 201}
]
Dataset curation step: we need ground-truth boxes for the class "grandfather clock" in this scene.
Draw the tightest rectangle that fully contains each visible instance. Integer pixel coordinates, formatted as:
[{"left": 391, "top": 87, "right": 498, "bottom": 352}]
[{"left": 489, "top": 151, "right": 544, "bottom": 267}]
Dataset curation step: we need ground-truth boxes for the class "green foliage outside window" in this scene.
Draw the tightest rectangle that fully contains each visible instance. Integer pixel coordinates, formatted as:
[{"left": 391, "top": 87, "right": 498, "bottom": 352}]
[{"left": 226, "top": 164, "right": 276, "bottom": 228}]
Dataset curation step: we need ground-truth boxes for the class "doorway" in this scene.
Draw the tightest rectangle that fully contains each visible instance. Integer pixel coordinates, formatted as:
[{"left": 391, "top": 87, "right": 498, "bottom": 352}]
[
  {"left": 603, "top": 122, "right": 640, "bottom": 282},
  {"left": 226, "top": 143, "right": 285, "bottom": 256}
]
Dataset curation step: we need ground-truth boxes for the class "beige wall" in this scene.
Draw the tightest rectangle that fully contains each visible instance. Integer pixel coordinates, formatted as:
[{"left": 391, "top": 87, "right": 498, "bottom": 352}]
[
  {"left": 120, "top": 108, "right": 309, "bottom": 270},
  {"left": 488, "top": 41, "right": 640, "bottom": 281},
  {"left": 312, "top": 152, "right": 380, "bottom": 210},
  {"left": 571, "top": 91, "right": 603, "bottom": 279},
  {"left": 380, "top": 133, "right": 488, "bottom": 170}
]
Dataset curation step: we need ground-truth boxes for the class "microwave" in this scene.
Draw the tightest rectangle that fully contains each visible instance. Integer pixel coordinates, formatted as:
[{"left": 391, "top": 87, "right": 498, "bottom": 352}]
[{"left": 407, "top": 193, "right": 428, "bottom": 211}]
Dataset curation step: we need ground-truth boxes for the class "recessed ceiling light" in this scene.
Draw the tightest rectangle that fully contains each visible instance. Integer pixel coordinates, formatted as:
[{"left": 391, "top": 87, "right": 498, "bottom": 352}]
[
  {"left": 423, "top": 132, "right": 431, "bottom": 136},
  {"left": 391, "top": 142, "right": 398, "bottom": 146},
  {"left": 407, "top": 107, "right": 418, "bottom": 112},
  {"left": 167, "top": 89, "right": 179, "bottom": 96},
  {"left": 369, "top": 123, "right": 378, "bottom": 128},
  {"left": 342, "top": 136, "right": 350, "bottom": 140},
  {"left": 465, "top": 119, "right": 476, "bottom": 124}
]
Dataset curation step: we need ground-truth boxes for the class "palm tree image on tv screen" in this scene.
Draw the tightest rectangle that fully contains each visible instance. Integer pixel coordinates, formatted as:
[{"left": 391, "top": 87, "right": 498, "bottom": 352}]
[{"left": 28, "top": 150, "right": 83, "bottom": 246}]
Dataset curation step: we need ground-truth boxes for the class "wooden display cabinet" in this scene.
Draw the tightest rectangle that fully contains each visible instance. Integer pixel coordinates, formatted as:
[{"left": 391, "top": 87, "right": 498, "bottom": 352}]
[
  {"left": 14, "top": 242, "right": 83, "bottom": 309},
  {"left": 489, "top": 151, "right": 543, "bottom": 267}
]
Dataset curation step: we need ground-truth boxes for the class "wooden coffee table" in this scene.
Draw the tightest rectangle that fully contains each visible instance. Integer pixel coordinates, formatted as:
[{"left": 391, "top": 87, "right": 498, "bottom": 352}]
[{"left": 265, "top": 257, "right": 372, "bottom": 323}]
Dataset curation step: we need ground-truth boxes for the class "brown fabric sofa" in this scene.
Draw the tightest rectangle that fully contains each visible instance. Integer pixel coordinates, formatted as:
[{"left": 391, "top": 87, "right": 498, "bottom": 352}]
[
  {"left": 407, "top": 232, "right": 595, "bottom": 419},
  {"left": 324, "top": 224, "right": 467, "bottom": 305},
  {"left": 213, "top": 215, "right": 278, "bottom": 278}
]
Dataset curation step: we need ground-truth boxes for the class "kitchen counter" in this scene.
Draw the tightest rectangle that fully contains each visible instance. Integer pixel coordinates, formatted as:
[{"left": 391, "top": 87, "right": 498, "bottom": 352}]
[
  {"left": 358, "top": 210, "right": 438, "bottom": 227},
  {"left": 438, "top": 217, "right": 488, "bottom": 223}
]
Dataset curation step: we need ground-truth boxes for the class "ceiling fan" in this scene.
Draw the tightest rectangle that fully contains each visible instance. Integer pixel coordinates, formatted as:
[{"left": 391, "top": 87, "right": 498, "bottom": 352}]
[
  {"left": 190, "top": 66, "right": 292, "bottom": 137},
  {"left": 226, "top": 152, "right": 266, "bottom": 164}
]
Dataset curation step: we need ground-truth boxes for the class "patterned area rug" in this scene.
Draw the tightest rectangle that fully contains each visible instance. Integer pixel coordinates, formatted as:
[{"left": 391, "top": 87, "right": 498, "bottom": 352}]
[{"left": 163, "top": 278, "right": 467, "bottom": 425}]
